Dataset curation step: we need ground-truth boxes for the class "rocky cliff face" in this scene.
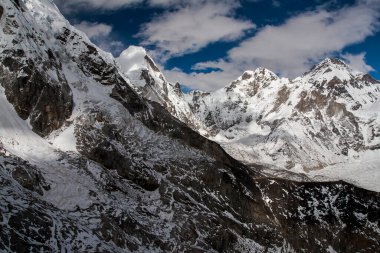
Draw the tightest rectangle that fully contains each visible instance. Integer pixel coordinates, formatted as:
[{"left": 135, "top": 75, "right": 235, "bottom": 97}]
[
  {"left": 0, "top": 0, "right": 73, "bottom": 136},
  {"left": 0, "top": 0, "right": 379, "bottom": 252}
]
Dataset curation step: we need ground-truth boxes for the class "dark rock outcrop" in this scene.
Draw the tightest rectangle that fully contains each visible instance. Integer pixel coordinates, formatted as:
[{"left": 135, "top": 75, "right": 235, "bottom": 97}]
[
  {"left": 0, "top": 5, "right": 4, "bottom": 19},
  {"left": 0, "top": 8, "right": 73, "bottom": 136},
  {"left": 0, "top": 55, "right": 73, "bottom": 136}
]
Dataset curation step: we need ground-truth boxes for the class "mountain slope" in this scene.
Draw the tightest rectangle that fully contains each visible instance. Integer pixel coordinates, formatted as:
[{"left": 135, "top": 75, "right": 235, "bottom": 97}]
[{"left": 0, "top": 0, "right": 379, "bottom": 252}]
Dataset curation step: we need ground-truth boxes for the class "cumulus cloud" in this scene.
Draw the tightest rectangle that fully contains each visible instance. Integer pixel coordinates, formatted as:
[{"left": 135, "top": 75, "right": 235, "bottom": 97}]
[
  {"left": 228, "top": 2, "right": 380, "bottom": 77},
  {"left": 342, "top": 52, "right": 375, "bottom": 73},
  {"left": 162, "top": 1, "right": 380, "bottom": 91},
  {"left": 96, "top": 40, "right": 125, "bottom": 56},
  {"left": 148, "top": 0, "right": 190, "bottom": 7},
  {"left": 137, "top": 1, "right": 255, "bottom": 61},
  {"left": 54, "top": 0, "right": 143, "bottom": 13},
  {"left": 74, "top": 21, "right": 112, "bottom": 39},
  {"left": 164, "top": 64, "right": 243, "bottom": 91},
  {"left": 148, "top": 0, "right": 237, "bottom": 8},
  {"left": 74, "top": 22, "right": 124, "bottom": 56},
  {"left": 54, "top": 0, "right": 225, "bottom": 12}
]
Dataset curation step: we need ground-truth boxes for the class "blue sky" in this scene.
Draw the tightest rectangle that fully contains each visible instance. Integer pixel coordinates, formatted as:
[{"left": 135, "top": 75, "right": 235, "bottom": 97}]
[{"left": 54, "top": 0, "right": 380, "bottom": 91}]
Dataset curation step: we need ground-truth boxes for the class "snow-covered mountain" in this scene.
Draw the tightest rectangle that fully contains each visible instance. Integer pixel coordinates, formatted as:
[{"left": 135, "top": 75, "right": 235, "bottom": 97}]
[
  {"left": 185, "top": 58, "right": 380, "bottom": 191},
  {"left": 128, "top": 51, "right": 380, "bottom": 191},
  {"left": 0, "top": 0, "right": 380, "bottom": 252}
]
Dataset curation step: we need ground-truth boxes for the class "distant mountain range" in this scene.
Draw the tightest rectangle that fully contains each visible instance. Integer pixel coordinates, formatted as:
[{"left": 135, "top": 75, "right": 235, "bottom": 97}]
[
  {"left": 118, "top": 46, "right": 380, "bottom": 192},
  {"left": 0, "top": 0, "right": 379, "bottom": 252}
]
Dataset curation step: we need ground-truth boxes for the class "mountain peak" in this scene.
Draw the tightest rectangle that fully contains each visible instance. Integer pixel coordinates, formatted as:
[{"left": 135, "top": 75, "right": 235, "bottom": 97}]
[
  {"left": 253, "top": 67, "right": 278, "bottom": 79},
  {"left": 237, "top": 68, "right": 278, "bottom": 83},
  {"left": 308, "top": 57, "right": 350, "bottom": 75},
  {"left": 303, "top": 57, "right": 353, "bottom": 82},
  {"left": 320, "top": 57, "right": 347, "bottom": 67},
  {"left": 224, "top": 68, "right": 278, "bottom": 95}
]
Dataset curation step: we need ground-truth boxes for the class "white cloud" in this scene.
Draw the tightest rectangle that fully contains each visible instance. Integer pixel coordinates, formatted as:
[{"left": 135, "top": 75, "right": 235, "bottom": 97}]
[
  {"left": 97, "top": 40, "right": 125, "bottom": 56},
  {"left": 228, "top": 2, "right": 380, "bottom": 77},
  {"left": 148, "top": 0, "right": 239, "bottom": 8},
  {"left": 163, "top": 64, "right": 243, "bottom": 91},
  {"left": 74, "top": 21, "right": 112, "bottom": 39},
  {"left": 342, "top": 52, "right": 375, "bottom": 73},
  {"left": 148, "top": 0, "right": 188, "bottom": 7},
  {"left": 137, "top": 1, "right": 255, "bottom": 61},
  {"left": 54, "top": 0, "right": 231, "bottom": 12},
  {"left": 54, "top": 0, "right": 142, "bottom": 13},
  {"left": 162, "top": 1, "right": 380, "bottom": 91},
  {"left": 74, "top": 21, "right": 124, "bottom": 56}
]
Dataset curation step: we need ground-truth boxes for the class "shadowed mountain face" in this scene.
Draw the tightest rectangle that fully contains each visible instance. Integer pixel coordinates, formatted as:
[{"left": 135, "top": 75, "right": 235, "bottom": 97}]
[{"left": 0, "top": 0, "right": 379, "bottom": 252}]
